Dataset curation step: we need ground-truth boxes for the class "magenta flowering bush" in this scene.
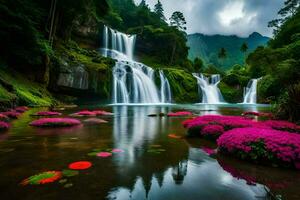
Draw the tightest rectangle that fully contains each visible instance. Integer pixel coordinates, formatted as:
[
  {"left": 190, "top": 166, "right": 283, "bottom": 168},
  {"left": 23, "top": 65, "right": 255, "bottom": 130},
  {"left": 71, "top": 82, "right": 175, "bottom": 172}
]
[
  {"left": 201, "top": 125, "right": 224, "bottom": 139},
  {"left": 183, "top": 115, "right": 255, "bottom": 137},
  {"left": 93, "top": 110, "right": 113, "bottom": 116},
  {"left": 71, "top": 110, "right": 96, "bottom": 116},
  {"left": 30, "top": 118, "right": 81, "bottom": 127},
  {"left": 15, "top": 106, "right": 29, "bottom": 113},
  {"left": 242, "top": 111, "right": 273, "bottom": 118},
  {"left": 167, "top": 111, "right": 192, "bottom": 117},
  {"left": 217, "top": 127, "right": 300, "bottom": 169},
  {"left": 1, "top": 110, "right": 21, "bottom": 119},
  {"left": 34, "top": 111, "right": 62, "bottom": 116},
  {"left": 0, "top": 121, "right": 10, "bottom": 131},
  {"left": 0, "top": 114, "right": 9, "bottom": 121},
  {"left": 263, "top": 120, "right": 300, "bottom": 133}
]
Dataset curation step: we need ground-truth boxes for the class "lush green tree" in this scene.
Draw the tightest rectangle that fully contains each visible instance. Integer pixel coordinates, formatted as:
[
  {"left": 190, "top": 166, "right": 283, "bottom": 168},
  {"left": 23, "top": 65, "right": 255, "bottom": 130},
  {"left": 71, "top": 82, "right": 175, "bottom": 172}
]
[
  {"left": 139, "top": 0, "right": 149, "bottom": 9},
  {"left": 240, "top": 42, "right": 248, "bottom": 53},
  {"left": 268, "top": 0, "right": 300, "bottom": 35},
  {"left": 169, "top": 11, "right": 187, "bottom": 31},
  {"left": 218, "top": 48, "right": 227, "bottom": 59},
  {"left": 154, "top": 0, "right": 166, "bottom": 21},
  {"left": 193, "top": 57, "right": 203, "bottom": 72}
]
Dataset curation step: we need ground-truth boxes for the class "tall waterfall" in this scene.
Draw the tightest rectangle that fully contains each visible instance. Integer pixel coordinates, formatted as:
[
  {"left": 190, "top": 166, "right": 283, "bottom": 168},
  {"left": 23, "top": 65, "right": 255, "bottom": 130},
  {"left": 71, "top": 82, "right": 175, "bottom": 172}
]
[
  {"left": 193, "top": 73, "right": 225, "bottom": 104},
  {"left": 242, "top": 79, "right": 260, "bottom": 104},
  {"left": 102, "top": 25, "right": 172, "bottom": 104}
]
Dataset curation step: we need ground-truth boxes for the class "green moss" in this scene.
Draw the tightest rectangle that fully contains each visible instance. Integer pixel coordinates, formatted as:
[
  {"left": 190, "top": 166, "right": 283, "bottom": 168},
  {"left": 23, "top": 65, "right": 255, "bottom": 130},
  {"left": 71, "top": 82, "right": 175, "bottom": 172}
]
[
  {"left": 0, "top": 68, "right": 57, "bottom": 106},
  {"left": 163, "top": 68, "right": 198, "bottom": 103},
  {"left": 219, "top": 82, "right": 243, "bottom": 103}
]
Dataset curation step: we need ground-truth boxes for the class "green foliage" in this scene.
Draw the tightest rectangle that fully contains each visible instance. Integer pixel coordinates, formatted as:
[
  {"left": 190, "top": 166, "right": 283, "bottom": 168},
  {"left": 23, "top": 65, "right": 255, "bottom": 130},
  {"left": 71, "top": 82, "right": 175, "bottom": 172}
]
[
  {"left": 218, "top": 48, "right": 227, "bottom": 59},
  {"left": 163, "top": 68, "right": 198, "bottom": 103},
  {"left": 169, "top": 11, "right": 187, "bottom": 31},
  {"left": 240, "top": 42, "right": 248, "bottom": 53},
  {"left": 275, "top": 83, "right": 300, "bottom": 122},
  {"left": 0, "top": 67, "right": 57, "bottom": 106},
  {"left": 154, "top": 0, "right": 166, "bottom": 21},
  {"left": 193, "top": 57, "right": 204, "bottom": 72},
  {"left": 219, "top": 82, "right": 243, "bottom": 103},
  {"left": 257, "top": 75, "right": 281, "bottom": 103}
]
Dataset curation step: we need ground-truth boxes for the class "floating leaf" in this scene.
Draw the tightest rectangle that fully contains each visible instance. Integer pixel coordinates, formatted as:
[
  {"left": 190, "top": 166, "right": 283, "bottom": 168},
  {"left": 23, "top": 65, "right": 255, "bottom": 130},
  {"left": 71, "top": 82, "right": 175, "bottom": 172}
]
[
  {"left": 87, "top": 152, "right": 98, "bottom": 156},
  {"left": 59, "top": 179, "right": 68, "bottom": 184},
  {"left": 112, "top": 149, "right": 124, "bottom": 153},
  {"left": 68, "top": 161, "right": 92, "bottom": 170},
  {"left": 21, "top": 171, "right": 62, "bottom": 185},
  {"left": 168, "top": 134, "right": 182, "bottom": 139},
  {"left": 97, "top": 152, "right": 112, "bottom": 158},
  {"left": 62, "top": 170, "right": 79, "bottom": 177},
  {"left": 64, "top": 183, "right": 73, "bottom": 188}
]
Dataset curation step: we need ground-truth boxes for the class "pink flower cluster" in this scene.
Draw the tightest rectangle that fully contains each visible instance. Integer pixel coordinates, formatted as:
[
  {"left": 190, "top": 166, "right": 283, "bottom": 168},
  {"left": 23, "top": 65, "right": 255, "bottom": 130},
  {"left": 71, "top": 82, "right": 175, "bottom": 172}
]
[
  {"left": 30, "top": 118, "right": 81, "bottom": 127},
  {"left": 0, "top": 114, "right": 9, "bottom": 121},
  {"left": 217, "top": 127, "right": 300, "bottom": 168},
  {"left": 35, "top": 111, "right": 62, "bottom": 116},
  {"left": 15, "top": 106, "right": 29, "bottom": 113},
  {"left": 0, "top": 121, "right": 10, "bottom": 130},
  {"left": 183, "top": 115, "right": 254, "bottom": 129},
  {"left": 167, "top": 111, "right": 193, "bottom": 117},
  {"left": 71, "top": 110, "right": 113, "bottom": 117},
  {"left": 0, "top": 110, "right": 21, "bottom": 119},
  {"left": 201, "top": 125, "right": 224, "bottom": 137}
]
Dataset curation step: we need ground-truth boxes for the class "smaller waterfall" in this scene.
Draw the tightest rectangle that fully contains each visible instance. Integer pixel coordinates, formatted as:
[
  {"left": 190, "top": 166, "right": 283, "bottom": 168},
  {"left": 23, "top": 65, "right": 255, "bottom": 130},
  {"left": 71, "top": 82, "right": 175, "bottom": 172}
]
[
  {"left": 193, "top": 73, "right": 225, "bottom": 104},
  {"left": 159, "top": 70, "right": 172, "bottom": 103},
  {"left": 242, "top": 79, "right": 260, "bottom": 104}
]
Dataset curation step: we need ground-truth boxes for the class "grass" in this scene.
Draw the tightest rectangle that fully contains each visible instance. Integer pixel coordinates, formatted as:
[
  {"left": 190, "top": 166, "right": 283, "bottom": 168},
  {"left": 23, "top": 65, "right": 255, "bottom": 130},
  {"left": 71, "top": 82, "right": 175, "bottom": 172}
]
[{"left": 0, "top": 68, "right": 58, "bottom": 106}]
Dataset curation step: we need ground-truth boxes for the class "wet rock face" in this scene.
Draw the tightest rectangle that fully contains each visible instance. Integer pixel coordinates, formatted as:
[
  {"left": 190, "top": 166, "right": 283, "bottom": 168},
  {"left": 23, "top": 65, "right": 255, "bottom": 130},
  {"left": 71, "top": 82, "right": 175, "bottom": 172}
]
[{"left": 57, "top": 64, "right": 89, "bottom": 90}]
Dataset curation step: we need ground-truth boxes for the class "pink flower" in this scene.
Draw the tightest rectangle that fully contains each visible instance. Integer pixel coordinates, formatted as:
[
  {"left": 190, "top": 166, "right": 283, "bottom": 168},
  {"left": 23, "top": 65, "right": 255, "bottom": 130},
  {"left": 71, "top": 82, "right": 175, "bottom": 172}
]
[
  {"left": 217, "top": 127, "right": 300, "bottom": 169},
  {"left": 0, "top": 114, "right": 9, "bottom": 121},
  {"left": 30, "top": 118, "right": 81, "bottom": 127},
  {"left": 201, "top": 147, "right": 216, "bottom": 156},
  {"left": 112, "top": 149, "right": 124, "bottom": 153},
  {"left": 1, "top": 110, "right": 21, "bottom": 119},
  {"left": 97, "top": 152, "right": 112, "bottom": 157},
  {"left": 201, "top": 125, "right": 224, "bottom": 138},
  {"left": 92, "top": 110, "right": 113, "bottom": 116},
  {"left": 0, "top": 121, "right": 10, "bottom": 130},
  {"left": 15, "top": 106, "right": 29, "bottom": 113}
]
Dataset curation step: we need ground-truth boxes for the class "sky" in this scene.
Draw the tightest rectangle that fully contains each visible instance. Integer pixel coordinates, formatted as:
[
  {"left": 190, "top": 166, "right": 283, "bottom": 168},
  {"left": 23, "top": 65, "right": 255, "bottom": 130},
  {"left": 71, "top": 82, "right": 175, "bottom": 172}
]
[{"left": 134, "top": 0, "right": 285, "bottom": 37}]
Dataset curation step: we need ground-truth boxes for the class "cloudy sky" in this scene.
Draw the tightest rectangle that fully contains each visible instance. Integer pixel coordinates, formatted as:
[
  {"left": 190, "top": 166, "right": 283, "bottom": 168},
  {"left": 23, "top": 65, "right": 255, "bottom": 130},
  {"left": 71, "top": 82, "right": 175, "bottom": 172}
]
[{"left": 134, "top": 0, "right": 284, "bottom": 37}]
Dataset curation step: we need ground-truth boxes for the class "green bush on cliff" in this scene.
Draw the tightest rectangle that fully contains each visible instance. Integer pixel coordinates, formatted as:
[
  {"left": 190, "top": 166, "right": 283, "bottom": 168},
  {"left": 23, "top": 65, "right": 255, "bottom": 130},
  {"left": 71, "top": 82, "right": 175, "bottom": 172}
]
[{"left": 163, "top": 68, "right": 198, "bottom": 103}]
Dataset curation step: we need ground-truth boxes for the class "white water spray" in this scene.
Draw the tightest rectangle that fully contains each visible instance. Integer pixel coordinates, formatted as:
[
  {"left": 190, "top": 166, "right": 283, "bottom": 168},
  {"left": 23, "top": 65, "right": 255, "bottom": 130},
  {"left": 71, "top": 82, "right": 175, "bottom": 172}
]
[
  {"left": 193, "top": 73, "right": 225, "bottom": 104},
  {"left": 242, "top": 78, "right": 260, "bottom": 104},
  {"left": 102, "top": 25, "right": 172, "bottom": 104}
]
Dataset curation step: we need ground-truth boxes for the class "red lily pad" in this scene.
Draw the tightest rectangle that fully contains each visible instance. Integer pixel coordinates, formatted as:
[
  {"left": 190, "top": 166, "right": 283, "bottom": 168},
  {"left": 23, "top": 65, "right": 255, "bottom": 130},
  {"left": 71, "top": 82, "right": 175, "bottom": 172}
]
[{"left": 68, "top": 161, "right": 92, "bottom": 170}]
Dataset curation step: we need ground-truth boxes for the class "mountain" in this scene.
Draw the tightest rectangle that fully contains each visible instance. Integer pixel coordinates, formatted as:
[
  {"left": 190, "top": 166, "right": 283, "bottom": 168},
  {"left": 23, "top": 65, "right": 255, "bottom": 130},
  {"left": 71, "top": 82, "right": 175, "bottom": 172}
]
[{"left": 187, "top": 32, "right": 270, "bottom": 69}]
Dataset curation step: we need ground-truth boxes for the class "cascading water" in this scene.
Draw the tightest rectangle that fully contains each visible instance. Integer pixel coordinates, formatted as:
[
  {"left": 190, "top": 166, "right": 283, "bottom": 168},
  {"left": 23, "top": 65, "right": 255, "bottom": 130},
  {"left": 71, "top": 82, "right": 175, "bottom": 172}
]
[
  {"left": 242, "top": 78, "right": 260, "bottom": 104},
  {"left": 159, "top": 70, "right": 172, "bottom": 103},
  {"left": 102, "top": 25, "right": 172, "bottom": 104},
  {"left": 192, "top": 73, "right": 226, "bottom": 104}
]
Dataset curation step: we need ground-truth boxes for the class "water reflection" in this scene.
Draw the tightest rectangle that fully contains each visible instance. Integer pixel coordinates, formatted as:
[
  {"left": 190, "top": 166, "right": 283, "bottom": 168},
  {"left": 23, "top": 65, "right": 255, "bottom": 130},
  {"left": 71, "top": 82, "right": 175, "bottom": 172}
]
[{"left": 107, "top": 145, "right": 268, "bottom": 200}]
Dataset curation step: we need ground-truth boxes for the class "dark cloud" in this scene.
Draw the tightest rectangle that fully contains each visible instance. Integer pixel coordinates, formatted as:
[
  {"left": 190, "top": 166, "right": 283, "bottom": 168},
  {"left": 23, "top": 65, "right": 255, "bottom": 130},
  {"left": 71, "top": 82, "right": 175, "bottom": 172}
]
[{"left": 134, "top": 0, "right": 285, "bottom": 37}]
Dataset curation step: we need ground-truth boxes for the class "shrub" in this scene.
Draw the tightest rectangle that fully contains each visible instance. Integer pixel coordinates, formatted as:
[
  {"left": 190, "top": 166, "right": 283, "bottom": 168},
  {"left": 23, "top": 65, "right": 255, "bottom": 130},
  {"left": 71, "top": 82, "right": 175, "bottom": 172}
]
[
  {"left": 167, "top": 111, "right": 192, "bottom": 117},
  {"left": 0, "top": 121, "right": 10, "bottom": 130},
  {"left": 201, "top": 125, "right": 224, "bottom": 139},
  {"left": 30, "top": 118, "right": 81, "bottom": 127},
  {"left": 217, "top": 127, "right": 300, "bottom": 169}
]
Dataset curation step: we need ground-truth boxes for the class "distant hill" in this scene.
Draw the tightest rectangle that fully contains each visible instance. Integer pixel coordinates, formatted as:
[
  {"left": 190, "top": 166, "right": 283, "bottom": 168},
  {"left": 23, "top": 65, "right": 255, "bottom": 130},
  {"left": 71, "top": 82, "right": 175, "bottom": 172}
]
[{"left": 187, "top": 32, "right": 270, "bottom": 69}]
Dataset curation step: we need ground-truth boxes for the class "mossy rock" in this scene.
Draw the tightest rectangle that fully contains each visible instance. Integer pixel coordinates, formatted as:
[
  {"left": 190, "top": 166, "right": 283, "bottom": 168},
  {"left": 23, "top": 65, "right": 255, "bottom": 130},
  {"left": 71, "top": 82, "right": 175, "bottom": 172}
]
[
  {"left": 219, "top": 82, "right": 243, "bottom": 103},
  {"left": 163, "top": 68, "right": 198, "bottom": 103}
]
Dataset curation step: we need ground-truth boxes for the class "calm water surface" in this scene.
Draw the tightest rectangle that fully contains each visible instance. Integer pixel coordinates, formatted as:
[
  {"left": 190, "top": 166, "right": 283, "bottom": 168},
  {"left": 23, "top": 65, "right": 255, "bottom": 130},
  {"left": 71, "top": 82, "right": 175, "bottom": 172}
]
[{"left": 0, "top": 104, "right": 299, "bottom": 200}]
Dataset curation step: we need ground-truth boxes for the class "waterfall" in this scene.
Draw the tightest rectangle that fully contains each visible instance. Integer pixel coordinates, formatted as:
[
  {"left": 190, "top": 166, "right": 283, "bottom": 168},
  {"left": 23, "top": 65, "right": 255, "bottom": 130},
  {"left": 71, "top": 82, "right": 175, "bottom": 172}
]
[
  {"left": 159, "top": 70, "right": 172, "bottom": 103},
  {"left": 192, "top": 73, "right": 225, "bottom": 104},
  {"left": 102, "top": 25, "right": 172, "bottom": 104},
  {"left": 242, "top": 79, "right": 260, "bottom": 104}
]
